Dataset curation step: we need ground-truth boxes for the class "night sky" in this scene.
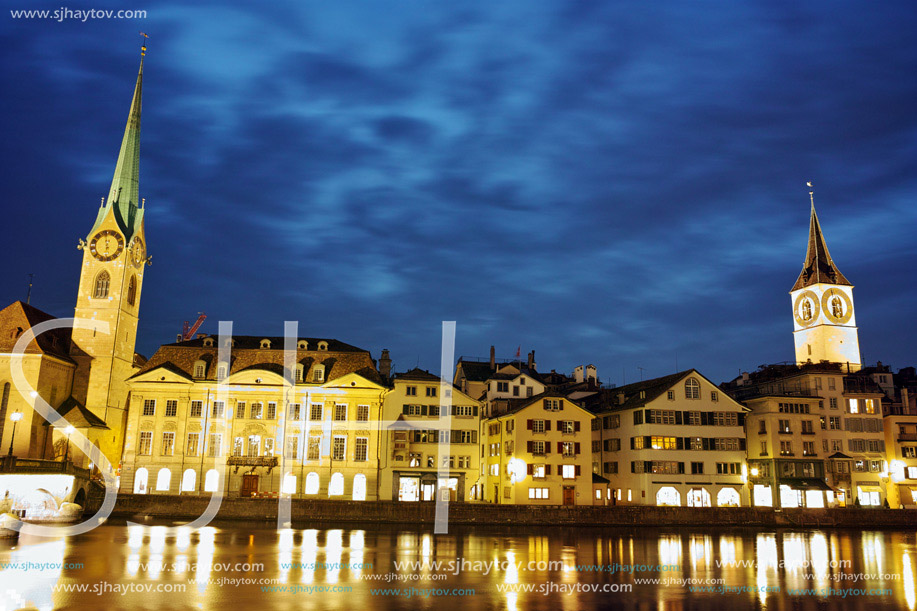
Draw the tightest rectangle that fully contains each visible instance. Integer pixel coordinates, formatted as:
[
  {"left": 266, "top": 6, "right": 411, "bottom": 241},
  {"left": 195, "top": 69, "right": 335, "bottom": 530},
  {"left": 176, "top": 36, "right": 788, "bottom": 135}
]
[{"left": 1, "top": 1, "right": 915, "bottom": 386}]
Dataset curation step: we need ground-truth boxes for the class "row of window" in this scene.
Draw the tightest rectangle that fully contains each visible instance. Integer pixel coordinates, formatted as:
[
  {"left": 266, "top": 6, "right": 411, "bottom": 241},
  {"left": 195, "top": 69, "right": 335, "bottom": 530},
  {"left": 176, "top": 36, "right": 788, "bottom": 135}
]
[
  {"left": 401, "top": 404, "right": 477, "bottom": 417},
  {"left": 522, "top": 440, "right": 581, "bottom": 456},
  {"left": 134, "top": 468, "right": 367, "bottom": 499},
  {"left": 630, "top": 410, "right": 744, "bottom": 427},
  {"left": 404, "top": 386, "right": 439, "bottom": 397},
  {"left": 140, "top": 399, "right": 371, "bottom": 422},
  {"left": 601, "top": 461, "right": 740, "bottom": 476},
  {"left": 406, "top": 430, "right": 478, "bottom": 444},
  {"left": 523, "top": 419, "right": 582, "bottom": 434},
  {"left": 626, "top": 436, "right": 745, "bottom": 452},
  {"left": 137, "top": 431, "right": 371, "bottom": 462},
  {"left": 394, "top": 453, "right": 472, "bottom": 468},
  {"left": 768, "top": 416, "right": 883, "bottom": 434},
  {"left": 489, "top": 463, "right": 582, "bottom": 479}
]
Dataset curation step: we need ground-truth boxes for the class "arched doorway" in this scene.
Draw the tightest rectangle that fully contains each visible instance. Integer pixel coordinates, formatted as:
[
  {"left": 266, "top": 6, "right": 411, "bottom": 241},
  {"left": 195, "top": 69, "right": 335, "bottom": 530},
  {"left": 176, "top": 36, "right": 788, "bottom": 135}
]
[
  {"left": 156, "top": 468, "right": 171, "bottom": 492},
  {"left": 687, "top": 488, "right": 711, "bottom": 507},
  {"left": 282, "top": 472, "right": 297, "bottom": 495},
  {"left": 181, "top": 469, "right": 196, "bottom": 492},
  {"left": 656, "top": 487, "right": 681, "bottom": 506},
  {"left": 717, "top": 487, "right": 741, "bottom": 507},
  {"left": 204, "top": 469, "right": 219, "bottom": 492},
  {"left": 133, "top": 468, "right": 149, "bottom": 494},
  {"left": 353, "top": 474, "right": 367, "bottom": 501},
  {"left": 305, "top": 472, "right": 320, "bottom": 495},
  {"left": 329, "top": 473, "right": 344, "bottom": 496}
]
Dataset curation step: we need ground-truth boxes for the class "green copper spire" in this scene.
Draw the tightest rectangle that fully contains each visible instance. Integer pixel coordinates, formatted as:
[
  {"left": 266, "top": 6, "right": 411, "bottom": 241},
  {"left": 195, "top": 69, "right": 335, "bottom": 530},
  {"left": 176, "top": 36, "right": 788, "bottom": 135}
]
[{"left": 89, "top": 56, "right": 144, "bottom": 240}]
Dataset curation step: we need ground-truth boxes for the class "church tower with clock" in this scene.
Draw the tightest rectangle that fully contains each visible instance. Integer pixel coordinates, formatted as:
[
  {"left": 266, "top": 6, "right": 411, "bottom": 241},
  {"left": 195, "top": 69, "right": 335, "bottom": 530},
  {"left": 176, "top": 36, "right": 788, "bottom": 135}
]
[
  {"left": 790, "top": 190, "right": 861, "bottom": 372},
  {"left": 70, "top": 50, "right": 149, "bottom": 463}
]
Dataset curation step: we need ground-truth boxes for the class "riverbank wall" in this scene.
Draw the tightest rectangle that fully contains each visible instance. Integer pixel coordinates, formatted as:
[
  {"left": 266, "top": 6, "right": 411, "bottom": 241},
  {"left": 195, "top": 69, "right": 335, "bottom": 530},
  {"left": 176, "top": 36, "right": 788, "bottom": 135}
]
[{"left": 88, "top": 495, "right": 917, "bottom": 529}]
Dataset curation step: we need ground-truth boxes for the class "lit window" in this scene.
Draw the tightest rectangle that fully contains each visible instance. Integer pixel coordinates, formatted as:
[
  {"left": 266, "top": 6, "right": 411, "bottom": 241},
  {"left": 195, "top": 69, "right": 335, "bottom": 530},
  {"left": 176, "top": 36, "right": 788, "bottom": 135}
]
[
  {"left": 161, "top": 432, "right": 175, "bottom": 456},
  {"left": 562, "top": 465, "right": 576, "bottom": 479},
  {"left": 138, "top": 431, "right": 153, "bottom": 455}
]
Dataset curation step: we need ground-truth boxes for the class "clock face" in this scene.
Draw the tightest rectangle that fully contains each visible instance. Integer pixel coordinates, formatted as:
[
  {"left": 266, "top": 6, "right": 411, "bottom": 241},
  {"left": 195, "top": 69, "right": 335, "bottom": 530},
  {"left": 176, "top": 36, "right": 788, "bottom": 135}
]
[
  {"left": 821, "top": 287, "right": 853, "bottom": 324},
  {"left": 130, "top": 238, "right": 146, "bottom": 267},
  {"left": 793, "top": 290, "right": 820, "bottom": 327},
  {"left": 89, "top": 230, "right": 124, "bottom": 261}
]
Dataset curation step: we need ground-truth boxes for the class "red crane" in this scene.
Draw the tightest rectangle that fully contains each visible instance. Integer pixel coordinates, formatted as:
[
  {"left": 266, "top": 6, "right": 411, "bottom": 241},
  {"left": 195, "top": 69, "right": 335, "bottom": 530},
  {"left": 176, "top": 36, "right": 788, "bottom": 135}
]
[{"left": 181, "top": 312, "right": 207, "bottom": 341}]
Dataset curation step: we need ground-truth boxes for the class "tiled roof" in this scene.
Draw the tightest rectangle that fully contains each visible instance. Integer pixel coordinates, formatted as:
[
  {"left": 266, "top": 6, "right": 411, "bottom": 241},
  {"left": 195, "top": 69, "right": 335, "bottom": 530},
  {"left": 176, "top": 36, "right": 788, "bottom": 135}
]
[
  {"left": 0, "top": 301, "right": 74, "bottom": 363},
  {"left": 489, "top": 390, "right": 586, "bottom": 419},
  {"left": 394, "top": 368, "right": 442, "bottom": 382},
  {"left": 578, "top": 370, "right": 698, "bottom": 414},
  {"left": 130, "top": 335, "right": 382, "bottom": 385},
  {"left": 455, "top": 359, "right": 495, "bottom": 382},
  {"left": 42, "top": 396, "right": 109, "bottom": 429}
]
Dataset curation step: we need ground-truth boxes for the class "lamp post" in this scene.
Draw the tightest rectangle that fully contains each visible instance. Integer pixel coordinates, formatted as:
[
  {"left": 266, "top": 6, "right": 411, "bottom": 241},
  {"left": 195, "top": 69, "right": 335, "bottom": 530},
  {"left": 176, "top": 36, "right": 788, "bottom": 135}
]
[
  {"left": 7, "top": 411, "right": 23, "bottom": 457},
  {"left": 63, "top": 425, "right": 75, "bottom": 464}
]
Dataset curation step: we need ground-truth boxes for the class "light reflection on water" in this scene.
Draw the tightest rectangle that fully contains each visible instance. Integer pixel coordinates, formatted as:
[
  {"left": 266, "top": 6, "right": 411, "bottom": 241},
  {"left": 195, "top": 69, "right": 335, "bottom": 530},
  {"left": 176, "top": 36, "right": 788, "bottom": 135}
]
[{"left": 0, "top": 523, "right": 914, "bottom": 610}]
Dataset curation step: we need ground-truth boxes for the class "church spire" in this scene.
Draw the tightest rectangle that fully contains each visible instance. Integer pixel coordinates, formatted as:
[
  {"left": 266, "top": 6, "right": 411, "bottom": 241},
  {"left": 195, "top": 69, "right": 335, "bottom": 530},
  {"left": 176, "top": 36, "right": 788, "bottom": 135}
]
[
  {"left": 88, "top": 49, "right": 144, "bottom": 240},
  {"left": 791, "top": 185, "right": 851, "bottom": 291}
]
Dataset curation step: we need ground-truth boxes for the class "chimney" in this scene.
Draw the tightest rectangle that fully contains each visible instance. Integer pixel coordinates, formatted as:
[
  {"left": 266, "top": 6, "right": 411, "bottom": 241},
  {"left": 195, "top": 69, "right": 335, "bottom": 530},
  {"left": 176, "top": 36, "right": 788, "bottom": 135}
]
[
  {"left": 586, "top": 364, "right": 597, "bottom": 382},
  {"left": 379, "top": 349, "right": 391, "bottom": 379},
  {"left": 490, "top": 345, "right": 496, "bottom": 370},
  {"left": 574, "top": 366, "right": 584, "bottom": 384},
  {"left": 527, "top": 350, "right": 535, "bottom": 370}
]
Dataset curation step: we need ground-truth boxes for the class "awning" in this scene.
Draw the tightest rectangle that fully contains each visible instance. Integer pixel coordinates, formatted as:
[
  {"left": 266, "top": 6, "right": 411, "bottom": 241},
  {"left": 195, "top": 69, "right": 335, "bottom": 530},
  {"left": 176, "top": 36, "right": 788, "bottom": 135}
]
[
  {"left": 856, "top": 484, "right": 882, "bottom": 491},
  {"left": 780, "top": 478, "right": 832, "bottom": 491}
]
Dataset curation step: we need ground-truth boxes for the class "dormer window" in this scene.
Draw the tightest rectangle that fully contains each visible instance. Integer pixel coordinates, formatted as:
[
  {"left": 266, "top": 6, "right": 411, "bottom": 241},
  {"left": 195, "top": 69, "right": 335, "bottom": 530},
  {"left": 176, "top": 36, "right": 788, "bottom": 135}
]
[
  {"left": 222, "top": 337, "right": 235, "bottom": 348},
  {"left": 317, "top": 341, "right": 328, "bottom": 351},
  {"left": 193, "top": 359, "right": 206, "bottom": 379},
  {"left": 298, "top": 340, "right": 308, "bottom": 350},
  {"left": 296, "top": 363, "right": 304, "bottom": 382},
  {"left": 216, "top": 362, "right": 228, "bottom": 381},
  {"left": 203, "top": 337, "right": 214, "bottom": 347},
  {"left": 313, "top": 365, "right": 325, "bottom": 383},
  {"left": 260, "top": 339, "right": 271, "bottom": 349}
]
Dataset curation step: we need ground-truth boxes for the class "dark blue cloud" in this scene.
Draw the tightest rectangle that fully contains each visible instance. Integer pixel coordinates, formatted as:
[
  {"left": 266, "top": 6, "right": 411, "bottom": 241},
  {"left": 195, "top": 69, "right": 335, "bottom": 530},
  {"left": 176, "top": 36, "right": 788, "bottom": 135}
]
[{"left": 1, "top": 0, "right": 915, "bottom": 385}]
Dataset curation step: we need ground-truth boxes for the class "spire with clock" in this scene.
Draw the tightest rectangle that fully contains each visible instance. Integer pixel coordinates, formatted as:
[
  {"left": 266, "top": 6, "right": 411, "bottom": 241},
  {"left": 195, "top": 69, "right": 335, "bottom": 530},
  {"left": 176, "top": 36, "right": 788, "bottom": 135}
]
[
  {"left": 790, "top": 183, "right": 861, "bottom": 372},
  {"left": 70, "top": 42, "right": 150, "bottom": 464}
]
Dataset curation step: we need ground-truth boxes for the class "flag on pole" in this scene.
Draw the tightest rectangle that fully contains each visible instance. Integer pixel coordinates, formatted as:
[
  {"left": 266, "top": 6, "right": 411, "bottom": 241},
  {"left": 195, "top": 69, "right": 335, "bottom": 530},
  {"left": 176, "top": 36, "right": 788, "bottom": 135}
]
[{"left": 516, "top": 346, "right": 521, "bottom": 358}]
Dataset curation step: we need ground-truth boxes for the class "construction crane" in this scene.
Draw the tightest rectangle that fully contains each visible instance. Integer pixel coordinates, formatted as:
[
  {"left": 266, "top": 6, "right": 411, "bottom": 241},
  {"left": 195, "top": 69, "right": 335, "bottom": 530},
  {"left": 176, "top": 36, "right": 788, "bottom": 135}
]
[{"left": 180, "top": 312, "right": 207, "bottom": 341}]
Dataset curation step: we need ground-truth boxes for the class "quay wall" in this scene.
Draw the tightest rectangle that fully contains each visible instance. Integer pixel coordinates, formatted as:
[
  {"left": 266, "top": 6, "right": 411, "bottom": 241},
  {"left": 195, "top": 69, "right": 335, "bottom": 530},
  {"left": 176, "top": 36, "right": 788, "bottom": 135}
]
[{"left": 89, "top": 495, "right": 917, "bottom": 529}]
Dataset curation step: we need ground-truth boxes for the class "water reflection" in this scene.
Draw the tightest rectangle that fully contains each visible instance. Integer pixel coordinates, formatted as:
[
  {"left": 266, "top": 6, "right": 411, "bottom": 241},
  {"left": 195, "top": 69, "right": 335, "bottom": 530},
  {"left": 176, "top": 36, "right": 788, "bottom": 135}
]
[{"left": 0, "top": 524, "right": 913, "bottom": 610}]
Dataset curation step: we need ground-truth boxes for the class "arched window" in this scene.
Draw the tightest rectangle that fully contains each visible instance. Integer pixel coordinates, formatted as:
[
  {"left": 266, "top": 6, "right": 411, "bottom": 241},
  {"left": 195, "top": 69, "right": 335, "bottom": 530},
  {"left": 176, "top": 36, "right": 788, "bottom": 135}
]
[
  {"left": 687, "top": 488, "right": 711, "bottom": 507},
  {"left": 282, "top": 472, "right": 297, "bottom": 495},
  {"left": 305, "top": 472, "right": 320, "bottom": 495},
  {"left": 127, "top": 275, "right": 137, "bottom": 305},
  {"left": 133, "top": 467, "right": 149, "bottom": 494},
  {"left": 328, "top": 472, "right": 344, "bottom": 496},
  {"left": 297, "top": 340, "right": 308, "bottom": 350},
  {"left": 656, "top": 486, "right": 681, "bottom": 506},
  {"left": 685, "top": 378, "right": 700, "bottom": 400},
  {"left": 717, "top": 487, "right": 741, "bottom": 507},
  {"left": 156, "top": 468, "right": 171, "bottom": 492},
  {"left": 216, "top": 362, "right": 228, "bottom": 381},
  {"left": 93, "top": 271, "right": 110, "bottom": 299},
  {"left": 353, "top": 474, "right": 367, "bottom": 501},
  {"left": 317, "top": 341, "right": 328, "bottom": 351},
  {"left": 181, "top": 469, "right": 196, "bottom": 492},
  {"left": 204, "top": 469, "right": 219, "bottom": 492},
  {"left": 193, "top": 360, "right": 206, "bottom": 378}
]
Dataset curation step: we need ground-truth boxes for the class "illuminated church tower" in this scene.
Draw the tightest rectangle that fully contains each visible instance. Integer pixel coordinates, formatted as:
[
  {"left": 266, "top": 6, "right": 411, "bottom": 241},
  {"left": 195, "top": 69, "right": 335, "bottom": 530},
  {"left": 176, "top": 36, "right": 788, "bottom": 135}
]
[
  {"left": 70, "top": 48, "right": 149, "bottom": 464},
  {"left": 790, "top": 187, "right": 860, "bottom": 371}
]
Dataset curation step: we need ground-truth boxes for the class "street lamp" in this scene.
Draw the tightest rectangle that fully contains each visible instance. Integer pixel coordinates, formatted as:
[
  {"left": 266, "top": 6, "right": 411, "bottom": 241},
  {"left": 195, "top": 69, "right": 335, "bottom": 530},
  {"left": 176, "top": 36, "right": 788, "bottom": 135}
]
[
  {"left": 7, "top": 411, "right": 23, "bottom": 457},
  {"left": 63, "top": 425, "right": 75, "bottom": 463}
]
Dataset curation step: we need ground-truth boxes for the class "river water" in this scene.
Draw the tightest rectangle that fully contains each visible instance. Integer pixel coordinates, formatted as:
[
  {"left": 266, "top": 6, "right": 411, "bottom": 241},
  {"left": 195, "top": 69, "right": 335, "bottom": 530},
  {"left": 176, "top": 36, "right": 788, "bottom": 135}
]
[{"left": 0, "top": 521, "right": 914, "bottom": 610}]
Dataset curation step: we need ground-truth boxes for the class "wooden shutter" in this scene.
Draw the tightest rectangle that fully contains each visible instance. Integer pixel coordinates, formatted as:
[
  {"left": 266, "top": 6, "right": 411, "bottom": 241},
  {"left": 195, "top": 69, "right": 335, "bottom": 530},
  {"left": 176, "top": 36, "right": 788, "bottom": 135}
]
[
  {"left": 545, "top": 420, "right": 552, "bottom": 431},
  {"left": 675, "top": 411, "right": 683, "bottom": 425},
  {"left": 527, "top": 464, "right": 534, "bottom": 475},
  {"left": 574, "top": 421, "right": 581, "bottom": 432},
  {"left": 527, "top": 441, "right": 533, "bottom": 453},
  {"left": 574, "top": 442, "right": 581, "bottom": 454},
  {"left": 545, "top": 465, "right": 552, "bottom": 475},
  {"left": 527, "top": 419, "right": 533, "bottom": 430},
  {"left": 575, "top": 465, "right": 581, "bottom": 476}
]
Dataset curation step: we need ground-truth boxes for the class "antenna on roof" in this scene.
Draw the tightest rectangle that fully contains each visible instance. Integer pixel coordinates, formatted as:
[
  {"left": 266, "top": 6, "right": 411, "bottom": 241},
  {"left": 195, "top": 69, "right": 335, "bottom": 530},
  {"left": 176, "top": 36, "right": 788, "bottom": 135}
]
[
  {"left": 26, "top": 273, "right": 34, "bottom": 305},
  {"left": 637, "top": 366, "right": 645, "bottom": 381}
]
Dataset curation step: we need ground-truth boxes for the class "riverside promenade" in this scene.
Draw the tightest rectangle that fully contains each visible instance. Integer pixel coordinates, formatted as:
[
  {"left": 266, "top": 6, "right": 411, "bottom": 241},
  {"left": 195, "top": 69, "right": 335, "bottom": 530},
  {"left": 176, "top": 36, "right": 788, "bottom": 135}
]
[{"left": 88, "top": 495, "right": 917, "bottom": 529}]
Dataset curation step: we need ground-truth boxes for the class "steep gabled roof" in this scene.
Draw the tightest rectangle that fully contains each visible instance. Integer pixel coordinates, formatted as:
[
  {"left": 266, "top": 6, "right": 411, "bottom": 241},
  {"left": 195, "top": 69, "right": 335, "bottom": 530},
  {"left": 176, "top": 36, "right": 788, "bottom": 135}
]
[{"left": 791, "top": 203, "right": 851, "bottom": 291}]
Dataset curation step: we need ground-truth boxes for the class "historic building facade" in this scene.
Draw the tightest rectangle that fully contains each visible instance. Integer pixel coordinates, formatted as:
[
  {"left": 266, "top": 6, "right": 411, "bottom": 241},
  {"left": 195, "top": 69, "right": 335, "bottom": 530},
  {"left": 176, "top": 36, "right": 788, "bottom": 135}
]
[
  {"left": 378, "top": 368, "right": 482, "bottom": 502},
  {"left": 481, "top": 393, "right": 594, "bottom": 505},
  {"left": 120, "top": 335, "right": 387, "bottom": 499},
  {"left": 582, "top": 371, "right": 749, "bottom": 507}
]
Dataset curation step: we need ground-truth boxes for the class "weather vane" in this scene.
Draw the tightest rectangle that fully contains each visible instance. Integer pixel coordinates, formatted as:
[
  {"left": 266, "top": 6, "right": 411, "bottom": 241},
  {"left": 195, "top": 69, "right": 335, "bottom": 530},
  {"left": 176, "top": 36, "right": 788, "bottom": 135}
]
[
  {"left": 140, "top": 31, "right": 149, "bottom": 57},
  {"left": 807, "top": 181, "right": 814, "bottom": 208}
]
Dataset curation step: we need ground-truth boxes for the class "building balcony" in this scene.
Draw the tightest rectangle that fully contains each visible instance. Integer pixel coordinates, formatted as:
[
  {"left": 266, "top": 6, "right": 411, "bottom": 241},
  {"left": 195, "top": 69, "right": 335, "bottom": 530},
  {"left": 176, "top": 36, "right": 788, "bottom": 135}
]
[
  {"left": 226, "top": 456, "right": 279, "bottom": 473},
  {"left": 898, "top": 433, "right": 917, "bottom": 442},
  {"left": 801, "top": 431, "right": 816, "bottom": 436},
  {"left": 0, "top": 456, "right": 91, "bottom": 479}
]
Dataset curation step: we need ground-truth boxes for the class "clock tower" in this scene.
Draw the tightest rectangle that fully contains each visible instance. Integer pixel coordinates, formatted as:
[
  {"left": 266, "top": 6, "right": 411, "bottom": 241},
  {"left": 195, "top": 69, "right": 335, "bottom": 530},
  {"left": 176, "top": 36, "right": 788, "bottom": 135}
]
[
  {"left": 790, "top": 190, "right": 861, "bottom": 371},
  {"left": 70, "top": 51, "right": 148, "bottom": 464}
]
